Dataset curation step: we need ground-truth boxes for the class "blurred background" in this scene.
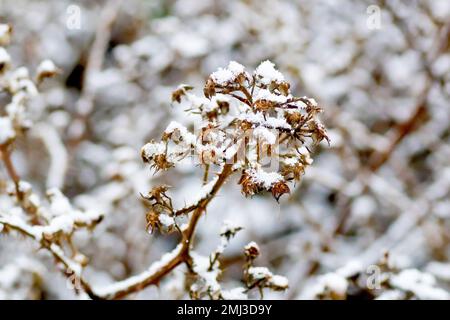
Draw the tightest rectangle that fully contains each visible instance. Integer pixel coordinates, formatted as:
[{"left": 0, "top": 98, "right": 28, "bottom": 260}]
[{"left": 0, "top": 0, "right": 450, "bottom": 299}]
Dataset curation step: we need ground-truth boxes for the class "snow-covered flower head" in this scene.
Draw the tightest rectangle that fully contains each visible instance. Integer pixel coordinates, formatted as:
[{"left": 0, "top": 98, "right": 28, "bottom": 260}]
[{"left": 142, "top": 60, "right": 328, "bottom": 202}]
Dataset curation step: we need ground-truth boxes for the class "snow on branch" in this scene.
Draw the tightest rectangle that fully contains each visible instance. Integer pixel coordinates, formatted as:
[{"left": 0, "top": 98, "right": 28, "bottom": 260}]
[{"left": 0, "top": 42, "right": 326, "bottom": 299}]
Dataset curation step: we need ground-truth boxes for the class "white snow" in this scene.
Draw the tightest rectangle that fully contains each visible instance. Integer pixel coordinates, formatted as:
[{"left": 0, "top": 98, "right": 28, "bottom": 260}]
[
  {"left": 390, "top": 269, "right": 450, "bottom": 300},
  {"left": 244, "top": 241, "right": 260, "bottom": 252},
  {"left": 190, "top": 251, "right": 221, "bottom": 294},
  {"left": 426, "top": 262, "right": 450, "bottom": 281},
  {"left": 376, "top": 290, "right": 405, "bottom": 300},
  {"left": 36, "top": 59, "right": 57, "bottom": 76},
  {"left": 270, "top": 275, "right": 289, "bottom": 288},
  {"left": 248, "top": 266, "right": 272, "bottom": 279},
  {"left": 252, "top": 127, "right": 277, "bottom": 145},
  {"left": 210, "top": 61, "right": 246, "bottom": 85},
  {"left": 239, "top": 112, "right": 291, "bottom": 130},
  {"left": 254, "top": 60, "right": 285, "bottom": 85},
  {"left": 254, "top": 88, "right": 289, "bottom": 103},
  {"left": 221, "top": 287, "right": 247, "bottom": 300},
  {"left": 164, "top": 121, "right": 196, "bottom": 145},
  {"left": 0, "top": 24, "right": 11, "bottom": 45},
  {"left": 211, "top": 69, "right": 234, "bottom": 85},
  {"left": 303, "top": 272, "right": 348, "bottom": 299},
  {"left": 220, "top": 219, "right": 242, "bottom": 236},
  {"left": 141, "top": 141, "right": 166, "bottom": 158},
  {"left": 0, "top": 117, "right": 15, "bottom": 145},
  {"left": 95, "top": 244, "right": 183, "bottom": 297},
  {"left": 248, "top": 167, "right": 283, "bottom": 189},
  {"left": 159, "top": 213, "right": 175, "bottom": 227},
  {"left": 180, "top": 175, "right": 219, "bottom": 210}
]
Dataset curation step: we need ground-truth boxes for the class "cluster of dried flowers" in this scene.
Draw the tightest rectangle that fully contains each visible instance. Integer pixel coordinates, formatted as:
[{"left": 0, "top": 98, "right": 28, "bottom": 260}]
[
  {"left": 141, "top": 60, "right": 328, "bottom": 212},
  {"left": 0, "top": 25, "right": 327, "bottom": 300}
]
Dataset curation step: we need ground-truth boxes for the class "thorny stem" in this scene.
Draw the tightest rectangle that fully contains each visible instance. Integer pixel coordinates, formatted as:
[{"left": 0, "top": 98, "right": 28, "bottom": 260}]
[
  {"left": 0, "top": 219, "right": 99, "bottom": 299},
  {"left": 0, "top": 163, "right": 234, "bottom": 300}
]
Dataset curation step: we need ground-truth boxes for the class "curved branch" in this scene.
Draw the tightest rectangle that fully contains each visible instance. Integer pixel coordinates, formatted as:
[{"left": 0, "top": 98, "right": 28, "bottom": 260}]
[{"left": 0, "top": 164, "right": 233, "bottom": 300}]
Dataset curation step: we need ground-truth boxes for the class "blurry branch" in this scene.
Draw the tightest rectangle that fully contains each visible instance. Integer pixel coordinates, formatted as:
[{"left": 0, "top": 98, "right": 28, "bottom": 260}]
[
  {"left": 0, "top": 146, "right": 20, "bottom": 196},
  {"left": 368, "top": 15, "right": 450, "bottom": 171},
  {"left": 33, "top": 123, "right": 68, "bottom": 189},
  {"left": 70, "top": 0, "right": 123, "bottom": 145},
  {"left": 334, "top": 19, "right": 450, "bottom": 234}
]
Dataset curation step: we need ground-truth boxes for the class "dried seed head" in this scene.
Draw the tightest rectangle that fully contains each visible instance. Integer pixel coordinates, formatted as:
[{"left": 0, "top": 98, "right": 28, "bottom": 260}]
[
  {"left": 36, "top": 59, "right": 59, "bottom": 83},
  {"left": 203, "top": 78, "right": 216, "bottom": 98},
  {"left": 244, "top": 241, "right": 260, "bottom": 259},
  {"left": 271, "top": 181, "right": 290, "bottom": 202},
  {"left": 172, "top": 84, "right": 193, "bottom": 103},
  {"left": 238, "top": 171, "right": 261, "bottom": 197}
]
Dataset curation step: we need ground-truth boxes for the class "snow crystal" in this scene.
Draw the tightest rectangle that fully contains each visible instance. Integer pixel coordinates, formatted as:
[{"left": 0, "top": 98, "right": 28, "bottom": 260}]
[
  {"left": 0, "top": 117, "right": 15, "bottom": 144},
  {"left": 336, "top": 260, "right": 363, "bottom": 278},
  {"left": 254, "top": 60, "right": 284, "bottom": 85}
]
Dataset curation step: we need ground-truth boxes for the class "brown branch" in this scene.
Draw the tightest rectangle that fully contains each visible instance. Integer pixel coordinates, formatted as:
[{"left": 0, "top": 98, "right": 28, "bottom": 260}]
[
  {"left": 102, "top": 163, "right": 233, "bottom": 300},
  {"left": 367, "top": 20, "right": 450, "bottom": 172},
  {"left": 0, "top": 164, "right": 233, "bottom": 300},
  {"left": 0, "top": 144, "right": 22, "bottom": 200}
]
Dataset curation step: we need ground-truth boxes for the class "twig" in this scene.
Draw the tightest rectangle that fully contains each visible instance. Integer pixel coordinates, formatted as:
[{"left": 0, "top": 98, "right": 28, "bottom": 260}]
[{"left": 0, "top": 164, "right": 233, "bottom": 300}]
